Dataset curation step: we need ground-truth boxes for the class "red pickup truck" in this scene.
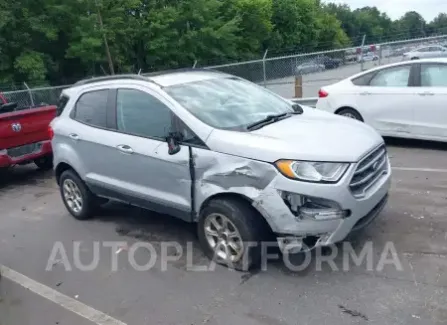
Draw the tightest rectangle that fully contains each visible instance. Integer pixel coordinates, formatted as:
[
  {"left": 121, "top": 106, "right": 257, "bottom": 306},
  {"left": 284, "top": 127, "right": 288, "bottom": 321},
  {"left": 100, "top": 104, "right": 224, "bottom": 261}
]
[{"left": 0, "top": 93, "right": 56, "bottom": 171}]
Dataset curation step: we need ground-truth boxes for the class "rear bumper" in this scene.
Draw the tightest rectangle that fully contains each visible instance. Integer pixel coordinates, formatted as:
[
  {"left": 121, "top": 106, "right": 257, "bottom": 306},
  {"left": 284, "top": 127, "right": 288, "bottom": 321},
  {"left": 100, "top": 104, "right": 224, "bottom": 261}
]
[{"left": 0, "top": 140, "right": 52, "bottom": 168}]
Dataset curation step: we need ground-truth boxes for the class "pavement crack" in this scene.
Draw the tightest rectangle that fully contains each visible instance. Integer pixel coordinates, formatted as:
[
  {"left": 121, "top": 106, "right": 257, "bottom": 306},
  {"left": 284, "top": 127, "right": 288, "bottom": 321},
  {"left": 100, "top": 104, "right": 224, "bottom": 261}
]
[{"left": 338, "top": 304, "right": 369, "bottom": 321}]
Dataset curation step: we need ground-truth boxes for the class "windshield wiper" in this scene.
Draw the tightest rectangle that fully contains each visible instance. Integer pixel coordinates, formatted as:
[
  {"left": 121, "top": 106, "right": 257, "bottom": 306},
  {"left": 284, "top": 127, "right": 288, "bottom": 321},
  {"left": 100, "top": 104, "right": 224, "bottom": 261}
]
[{"left": 246, "top": 112, "right": 290, "bottom": 130}]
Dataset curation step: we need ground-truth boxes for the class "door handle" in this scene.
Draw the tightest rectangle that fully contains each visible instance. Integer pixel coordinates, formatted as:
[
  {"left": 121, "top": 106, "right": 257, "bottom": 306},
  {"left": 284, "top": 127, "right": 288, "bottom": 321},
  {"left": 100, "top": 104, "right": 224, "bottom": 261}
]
[
  {"left": 418, "top": 92, "right": 434, "bottom": 96},
  {"left": 360, "top": 91, "right": 371, "bottom": 95},
  {"left": 116, "top": 144, "right": 134, "bottom": 154},
  {"left": 69, "top": 133, "right": 79, "bottom": 141}
]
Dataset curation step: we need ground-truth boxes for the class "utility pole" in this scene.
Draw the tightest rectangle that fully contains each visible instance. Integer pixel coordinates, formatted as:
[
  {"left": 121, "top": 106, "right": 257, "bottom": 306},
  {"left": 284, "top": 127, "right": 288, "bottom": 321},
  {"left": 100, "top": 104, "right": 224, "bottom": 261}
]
[{"left": 94, "top": 0, "right": 114, "bottom": 74}]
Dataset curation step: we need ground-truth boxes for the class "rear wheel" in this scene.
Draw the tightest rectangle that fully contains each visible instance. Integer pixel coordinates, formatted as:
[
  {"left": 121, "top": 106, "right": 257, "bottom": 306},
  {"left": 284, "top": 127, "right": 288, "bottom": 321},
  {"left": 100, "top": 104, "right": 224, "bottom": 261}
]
[
  {"left": 197, "top": 198, "right": 264, "bottom": 271},
  {"left": 336, "top": 108, "right": 363, "bottom": 121},
  {"left": 34, "top": 154, "right": 53, "bottom": 170},
  {"left": 59, "top": 170, "right": 98, "bottom": 220}
]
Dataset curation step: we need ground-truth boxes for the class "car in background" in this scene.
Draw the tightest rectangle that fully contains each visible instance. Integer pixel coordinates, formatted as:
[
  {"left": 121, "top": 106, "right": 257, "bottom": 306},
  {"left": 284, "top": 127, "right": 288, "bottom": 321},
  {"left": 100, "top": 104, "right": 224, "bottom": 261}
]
[
  {"left": 295, "top": 61, "right": 325, "bottom": 75},
  {"left": 403, "top": 45, "right": 447, "bottom": 60},
  {"left": 358, "top": 52, "right": 379, "bottom": 62},
  {"left": 50, "top": 70, "right": 390, "bottom": 271},
  {"left": 315, "top": 58, "right": 447, "bottom": 142},
  {"left": 315, "top": 55, "right": 343, "bottom": 69}
]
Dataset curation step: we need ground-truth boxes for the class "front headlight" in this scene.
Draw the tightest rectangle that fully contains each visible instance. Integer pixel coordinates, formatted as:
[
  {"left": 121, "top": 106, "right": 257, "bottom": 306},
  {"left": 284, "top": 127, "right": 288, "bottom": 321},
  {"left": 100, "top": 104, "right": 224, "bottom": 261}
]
[{"left": 275, "top": 160, "right": 349, "bottom": 183}]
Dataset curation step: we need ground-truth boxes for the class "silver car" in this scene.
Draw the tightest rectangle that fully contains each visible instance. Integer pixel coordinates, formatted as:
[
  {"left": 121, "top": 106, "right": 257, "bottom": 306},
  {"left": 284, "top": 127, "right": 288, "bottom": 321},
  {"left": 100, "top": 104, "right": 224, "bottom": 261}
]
[
  {"left": 295, "top": 61, "right": 325, "bottom": 75},
  {"left": 50, "top": 70, "right": 391, "bottom": 270},
  {"left": 403, "top": 45, "right": 447, "bottom": 60}
]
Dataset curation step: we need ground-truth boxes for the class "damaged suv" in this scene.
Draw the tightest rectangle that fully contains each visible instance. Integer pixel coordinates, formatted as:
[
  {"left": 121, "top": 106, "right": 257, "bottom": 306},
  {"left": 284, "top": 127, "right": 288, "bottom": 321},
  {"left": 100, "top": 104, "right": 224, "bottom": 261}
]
[{"left": 50, "top": 70, "right": 391, "bottom": 270}]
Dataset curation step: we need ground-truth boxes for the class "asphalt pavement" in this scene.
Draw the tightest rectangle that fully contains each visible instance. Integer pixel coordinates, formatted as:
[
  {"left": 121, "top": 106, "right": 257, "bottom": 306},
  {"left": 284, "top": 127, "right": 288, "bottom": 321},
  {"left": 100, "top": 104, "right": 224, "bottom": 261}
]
[{"left": 1, "top": 138, "right": 447, "bottom": 325}]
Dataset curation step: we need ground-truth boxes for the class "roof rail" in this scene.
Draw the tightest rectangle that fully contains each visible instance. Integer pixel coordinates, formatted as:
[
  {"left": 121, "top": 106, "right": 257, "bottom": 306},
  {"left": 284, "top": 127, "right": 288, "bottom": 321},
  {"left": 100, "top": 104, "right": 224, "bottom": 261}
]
[
  {"left": 143, "top": 67, "right": 226, "bottom": 77},
  {"left": 73, "top": 74, "right": 152, "bottom": 86}
]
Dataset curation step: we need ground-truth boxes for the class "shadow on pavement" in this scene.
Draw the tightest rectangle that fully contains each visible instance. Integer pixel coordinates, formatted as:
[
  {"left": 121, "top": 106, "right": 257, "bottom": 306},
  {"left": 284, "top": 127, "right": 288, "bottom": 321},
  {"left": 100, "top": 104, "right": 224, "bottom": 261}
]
[
  {"left": 0, "top": 165, "right": 52, "bottom": 190},
  {"left": 384, "top": 136, "right": 447, "bottom": 151}
]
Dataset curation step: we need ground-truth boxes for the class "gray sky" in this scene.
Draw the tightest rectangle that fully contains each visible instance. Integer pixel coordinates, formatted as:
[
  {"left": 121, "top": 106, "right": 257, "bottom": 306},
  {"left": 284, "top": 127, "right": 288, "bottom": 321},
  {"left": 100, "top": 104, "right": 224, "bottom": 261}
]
[{"left": 325, "top": 0, "right": 447, "bottom": 21}]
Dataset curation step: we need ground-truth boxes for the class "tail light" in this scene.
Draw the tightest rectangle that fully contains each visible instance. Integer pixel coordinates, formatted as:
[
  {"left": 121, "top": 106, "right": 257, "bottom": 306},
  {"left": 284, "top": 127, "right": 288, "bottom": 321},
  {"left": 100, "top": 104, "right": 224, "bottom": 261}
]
[
  {"left": 48, "top": 125, "right": 54, "bottom": 139},
  {"left": 318, "top": 89, "right": 328, "bottom": 98}
]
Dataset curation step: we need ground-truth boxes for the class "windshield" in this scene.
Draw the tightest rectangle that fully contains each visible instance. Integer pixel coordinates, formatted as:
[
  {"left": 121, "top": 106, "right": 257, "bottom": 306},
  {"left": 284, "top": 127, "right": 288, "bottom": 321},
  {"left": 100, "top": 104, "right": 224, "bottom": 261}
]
[{"left": 165, "top": 77, "right": 294, "bottom": 130}]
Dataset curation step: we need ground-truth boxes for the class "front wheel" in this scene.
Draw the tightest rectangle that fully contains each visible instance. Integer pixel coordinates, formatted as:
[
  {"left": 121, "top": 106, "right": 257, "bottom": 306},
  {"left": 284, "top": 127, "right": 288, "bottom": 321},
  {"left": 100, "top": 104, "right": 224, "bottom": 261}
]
[
  {"left": 197, "top": 198, "right": 264, "bottom": 271},
  {"left": 336, "top": 108, "right": 363, "bottom": 121}
]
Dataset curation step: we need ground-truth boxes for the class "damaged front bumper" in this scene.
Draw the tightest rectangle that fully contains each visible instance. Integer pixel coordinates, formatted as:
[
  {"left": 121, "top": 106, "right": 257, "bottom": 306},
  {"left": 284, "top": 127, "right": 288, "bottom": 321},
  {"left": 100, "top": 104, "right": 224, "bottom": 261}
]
[{"left": 252, "top": 157, "right": 391, "bottom": 252}]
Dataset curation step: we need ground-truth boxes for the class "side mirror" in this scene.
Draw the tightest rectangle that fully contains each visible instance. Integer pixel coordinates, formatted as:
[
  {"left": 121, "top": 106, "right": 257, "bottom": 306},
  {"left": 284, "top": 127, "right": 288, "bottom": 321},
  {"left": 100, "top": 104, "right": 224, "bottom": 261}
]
[{"left": 166, "top": 132, "right": 182, "bottom": 155}]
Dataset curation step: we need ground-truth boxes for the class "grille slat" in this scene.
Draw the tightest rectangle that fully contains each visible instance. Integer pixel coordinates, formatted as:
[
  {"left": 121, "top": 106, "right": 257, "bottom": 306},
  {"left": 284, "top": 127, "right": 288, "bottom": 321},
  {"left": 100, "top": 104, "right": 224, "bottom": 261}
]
[
  {"left": 354, "top": 149, "right": 386, "bottom": 175},
  {"left": 350, "top": 145, "right": 388, "bottom": 198}
]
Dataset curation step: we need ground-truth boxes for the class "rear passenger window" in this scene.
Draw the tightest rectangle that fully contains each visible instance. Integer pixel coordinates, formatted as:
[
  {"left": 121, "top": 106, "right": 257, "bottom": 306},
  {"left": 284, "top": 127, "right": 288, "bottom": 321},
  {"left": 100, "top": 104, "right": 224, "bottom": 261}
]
[
  {"left": 116, "top": 89, "right": 173, "bottom": 139},
  {"left": 369, "top": 66, "right": 411, "bottom": 87},
  {"left": 74, "top": 90, "right": 108, "bottom": 127}
]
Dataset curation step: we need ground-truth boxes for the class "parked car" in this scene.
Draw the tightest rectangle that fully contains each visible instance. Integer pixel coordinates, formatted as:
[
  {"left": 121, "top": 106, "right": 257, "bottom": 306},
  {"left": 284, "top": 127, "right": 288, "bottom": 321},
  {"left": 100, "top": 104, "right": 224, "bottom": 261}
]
[
  {"left": 358, "top": 52, "right": 379, "bottom": 62},
  {"left": 315, "top": 55, "right": 343, "bottom": 69},
  {"left": 50, "top": 70, "right": 391, "bottom": 271},
  {"left": 315, "top": 58, "right": 447, "bottom": 142},
  {"left": 403, "top": 45, "right": 447, "bottom": 60},
  {"left": 0, "top": 93, "right": 57, "bottom": 171},
  {"left": 295, "top": 61, "right": 325, "bottom": 75}
]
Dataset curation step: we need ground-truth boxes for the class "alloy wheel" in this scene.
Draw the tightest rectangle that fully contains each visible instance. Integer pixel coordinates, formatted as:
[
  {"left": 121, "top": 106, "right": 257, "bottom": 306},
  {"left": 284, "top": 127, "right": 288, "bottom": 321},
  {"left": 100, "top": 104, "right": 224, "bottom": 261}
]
[
  {"left": 62, "top": 179, "right": 83, "bottom": 213},
  {"left": 203, "top": 213, "right": 244, "bottom": 263}
]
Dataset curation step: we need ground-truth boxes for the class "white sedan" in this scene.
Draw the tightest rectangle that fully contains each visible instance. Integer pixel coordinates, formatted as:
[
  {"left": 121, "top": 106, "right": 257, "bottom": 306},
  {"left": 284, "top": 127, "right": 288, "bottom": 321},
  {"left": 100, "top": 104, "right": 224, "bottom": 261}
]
[
  {"left": 403, "top": 45, "right": 447, "bottom": 60},
  {"left": 315, "top": 58, "right": 447, "bottom": 142}
]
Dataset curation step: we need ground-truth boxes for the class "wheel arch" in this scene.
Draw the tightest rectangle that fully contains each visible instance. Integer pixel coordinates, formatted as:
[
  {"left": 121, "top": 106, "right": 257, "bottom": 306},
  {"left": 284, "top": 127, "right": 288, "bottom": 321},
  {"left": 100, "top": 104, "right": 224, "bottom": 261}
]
[
  {"left": 198, "top": 192, "right": 274, "bottom": 236},
  {"left": 55, "top": 162, "right": 78, "bottom": 185},
  {"left": 334, "top": 106, "right": 364, "bottom": 122}
]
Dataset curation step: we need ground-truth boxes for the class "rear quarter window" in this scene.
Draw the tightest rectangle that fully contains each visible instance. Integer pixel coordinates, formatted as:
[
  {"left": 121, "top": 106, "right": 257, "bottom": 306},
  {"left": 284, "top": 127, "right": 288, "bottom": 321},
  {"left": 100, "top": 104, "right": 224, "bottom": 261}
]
[
  {"left": 56, "top": 94, "right": 70, "bottom": 116},
  {"left": 351, "top": 72, "right": 376, "bottom": 86}
]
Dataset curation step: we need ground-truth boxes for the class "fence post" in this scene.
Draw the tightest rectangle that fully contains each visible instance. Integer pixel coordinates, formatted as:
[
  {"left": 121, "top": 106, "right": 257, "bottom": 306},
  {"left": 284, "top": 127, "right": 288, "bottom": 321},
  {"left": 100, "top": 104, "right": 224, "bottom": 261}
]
[
  {"left": 294, "top": 75, "right": 303, "bottom": 98},
  {"left": 360, "top": 34, "right": 366, "bottom": 71},
  {"left": 23, "top": 82, "right": 35, "bottom": 107},
  {"left": 262, "top": 49, "right": 268, "bottom": 88},
  {"left": 192, "top": 60, "right": 198, "bottom": 69}
]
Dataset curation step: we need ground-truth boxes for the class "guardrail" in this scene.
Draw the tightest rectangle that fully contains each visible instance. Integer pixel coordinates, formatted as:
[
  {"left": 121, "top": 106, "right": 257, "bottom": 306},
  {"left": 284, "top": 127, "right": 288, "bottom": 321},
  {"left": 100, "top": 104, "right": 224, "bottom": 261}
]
[{"left": 290, "top": 97, "right": 318, "bottom": 107}]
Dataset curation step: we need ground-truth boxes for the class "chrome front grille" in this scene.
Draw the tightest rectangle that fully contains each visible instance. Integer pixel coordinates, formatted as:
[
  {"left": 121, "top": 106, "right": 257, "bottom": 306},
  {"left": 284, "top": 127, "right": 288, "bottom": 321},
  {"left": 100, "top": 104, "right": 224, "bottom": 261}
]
[{"left": 350, "top": 145, "right": 388, "bottom": 198}]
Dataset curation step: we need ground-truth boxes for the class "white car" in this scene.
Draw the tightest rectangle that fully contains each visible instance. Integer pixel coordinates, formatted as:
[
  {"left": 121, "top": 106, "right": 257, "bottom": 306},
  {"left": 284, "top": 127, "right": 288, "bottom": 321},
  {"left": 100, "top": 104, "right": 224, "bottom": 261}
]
[
  {"left": 358, "top": 52, "right": 379, "bottom": 62},
  {"left": 315, "top": 58, "right": 447, "bottom": 142},
  {"left": 403, "top": 45, "right": 447, "bottom": 60}
]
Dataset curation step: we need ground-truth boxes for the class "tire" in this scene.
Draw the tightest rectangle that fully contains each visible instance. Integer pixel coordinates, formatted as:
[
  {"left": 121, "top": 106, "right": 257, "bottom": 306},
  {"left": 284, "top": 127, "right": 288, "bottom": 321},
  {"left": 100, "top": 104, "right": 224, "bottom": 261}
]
[
  {"left": 336, "top": 108, "right": 363, "bottom": 121},
  {"left": 34, "top": 154, "right": 53, "bottom": 170},
  {"left": 197, "top": 198, "right": 264, "bottom": 271},
  {"left": 59, "top": 169, "right": 98, "bottom": 220}
]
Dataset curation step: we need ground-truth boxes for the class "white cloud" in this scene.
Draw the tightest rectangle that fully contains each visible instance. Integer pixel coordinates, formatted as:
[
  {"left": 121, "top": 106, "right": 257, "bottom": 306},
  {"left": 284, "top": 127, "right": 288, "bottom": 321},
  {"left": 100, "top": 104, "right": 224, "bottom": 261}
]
[{"left": 325, "top": 0, "right": 447, "bottom": 21}]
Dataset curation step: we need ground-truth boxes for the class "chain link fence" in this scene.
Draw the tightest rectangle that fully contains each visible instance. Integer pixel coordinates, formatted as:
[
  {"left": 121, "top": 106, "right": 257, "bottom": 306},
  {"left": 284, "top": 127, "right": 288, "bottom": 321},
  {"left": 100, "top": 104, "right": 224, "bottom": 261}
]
[
  {"left": 4, "top": 33, "right": 447, "bottom": 110},
  {"left": 2, "top": 85, "right": 70, "bottom": 110},
  {"left": 204, "top": 34, "right": 447, "bottom": 98}
]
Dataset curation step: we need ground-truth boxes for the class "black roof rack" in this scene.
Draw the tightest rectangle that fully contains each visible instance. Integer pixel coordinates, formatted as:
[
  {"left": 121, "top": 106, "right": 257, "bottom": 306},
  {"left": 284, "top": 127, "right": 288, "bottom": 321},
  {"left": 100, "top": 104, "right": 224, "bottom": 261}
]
[{"left": 73, "top": 74, "right": 152, "bottom": 86}]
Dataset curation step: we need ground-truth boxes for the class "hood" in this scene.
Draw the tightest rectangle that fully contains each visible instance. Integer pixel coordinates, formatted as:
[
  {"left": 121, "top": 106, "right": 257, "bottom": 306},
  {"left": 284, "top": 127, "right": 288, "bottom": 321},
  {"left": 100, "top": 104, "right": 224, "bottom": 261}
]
[{"left": 206, "top": 107, "right": 383, "bottom": 163}]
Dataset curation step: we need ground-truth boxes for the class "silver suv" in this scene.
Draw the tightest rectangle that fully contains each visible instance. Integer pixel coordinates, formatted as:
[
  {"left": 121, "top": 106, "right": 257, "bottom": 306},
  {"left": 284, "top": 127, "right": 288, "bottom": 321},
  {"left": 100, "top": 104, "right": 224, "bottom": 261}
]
[{"left": 50, "top": 70, "right": 391, "bottom": 270}]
